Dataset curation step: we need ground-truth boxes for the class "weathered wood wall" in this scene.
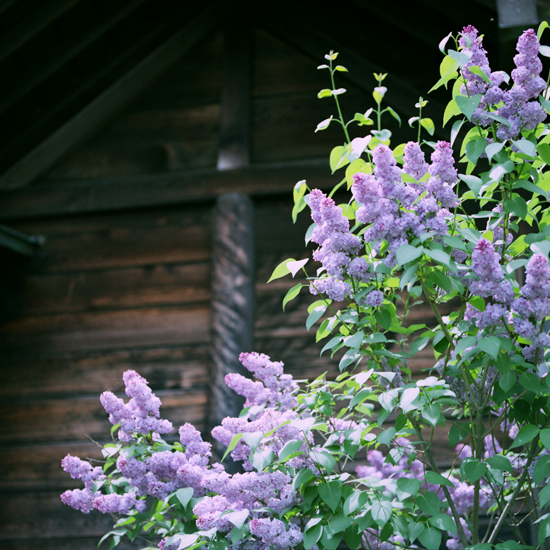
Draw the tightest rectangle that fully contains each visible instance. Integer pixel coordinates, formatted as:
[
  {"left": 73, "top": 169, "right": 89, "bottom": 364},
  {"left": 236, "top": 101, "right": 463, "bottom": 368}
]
[{"left": 0, "top": 23, "right": 455, "bottom": 550}]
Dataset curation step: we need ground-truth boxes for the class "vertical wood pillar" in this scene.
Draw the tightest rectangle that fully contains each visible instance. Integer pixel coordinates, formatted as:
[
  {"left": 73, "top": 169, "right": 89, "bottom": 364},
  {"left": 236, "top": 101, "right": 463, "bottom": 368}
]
[
  {"left": 209, "top": 193, "right": 255, "bottom": 464},
  {"left": 217, "top": 14, "right": 252, "bottom": 170}
]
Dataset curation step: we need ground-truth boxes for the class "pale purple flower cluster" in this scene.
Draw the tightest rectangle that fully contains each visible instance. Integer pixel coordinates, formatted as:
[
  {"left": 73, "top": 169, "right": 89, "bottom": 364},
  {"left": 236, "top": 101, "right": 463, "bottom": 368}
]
[
  {"left": 459, "top": 26, "right": 546, "bottom": 139},
  {"left": 308, "top": 188, "right": 363, "bottom": 301},
  {"left": 249, "top": 518, "right": 303, "bottom": 549},
  {"left": 100, "top": 370, "right": 173, "bottom": 442},
  {"left": 352, "top": 142, "right": 456, "bottom": 268},
  {"left": 225, "top": 352, "right": 298, "bottom": 411}
]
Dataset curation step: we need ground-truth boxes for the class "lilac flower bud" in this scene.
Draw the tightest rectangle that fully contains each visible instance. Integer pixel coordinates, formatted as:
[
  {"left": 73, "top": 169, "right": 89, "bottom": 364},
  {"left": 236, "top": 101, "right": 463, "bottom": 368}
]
[{"left": 365, "top": 290, "right": 384, "bottom": 307}]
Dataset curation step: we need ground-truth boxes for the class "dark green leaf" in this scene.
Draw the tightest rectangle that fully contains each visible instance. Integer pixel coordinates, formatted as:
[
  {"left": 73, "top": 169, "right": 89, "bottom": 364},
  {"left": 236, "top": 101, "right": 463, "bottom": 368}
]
[
  {"left": 419, "top": 524, "right": 441, "bottom": 550},
  {"left": 534, "top": 455, "right": 550, "bottom": 485},
  {"left": 460, "top": 457, "right": 488, "bottom": 483},
  {"left": 425, "top": 470, "right": 453, "bottom": 487},
  {"left": 319, "top": 481, "right": 341, "bottom": 513},
  {"left": 417, "top": 493, "right": 440, "bottom": 516},
  {"left": 510, "top": 425, "right": 539, "bottom": 449},
  {"left": 304, "top": 524, "right": 323, "bottom": 550}
]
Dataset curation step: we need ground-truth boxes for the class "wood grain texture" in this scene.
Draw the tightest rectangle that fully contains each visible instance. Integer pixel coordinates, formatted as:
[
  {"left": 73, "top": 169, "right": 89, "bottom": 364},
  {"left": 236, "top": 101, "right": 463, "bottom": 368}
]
[
  {"left": 0, "top": 345, "right": 211, "bottom": 399},
  {"left": 0, "top": 305, "right": 211, "bottom": 354},
  {"left": 209, "top": 194, "right": 255, "bottom": 452},
  {"left": 0, "top": 389, "right": 208, "bottom": 445},
  {"left": 18, "top": 262, "right": 211, "bottom": 315}
]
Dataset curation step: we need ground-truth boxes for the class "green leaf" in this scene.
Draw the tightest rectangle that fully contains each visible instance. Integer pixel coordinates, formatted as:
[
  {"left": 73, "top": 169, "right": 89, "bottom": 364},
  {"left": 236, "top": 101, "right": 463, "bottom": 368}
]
[
  {"left": 344, "top": 330, "right": 364, "bottom": 350},
  {"left": 540, "top": 484, "right": 550, "bottom": 507},
  {"left": 375, "top": 309, "right": 392, "bottom": 330},
  {"left": 321, "top": 530, "right": 342, "bottom": 550},
  {"left": 306, "top": 305, "right": 327, "bottom": 331},
  {"left": 444, "top": 100, "right": 462, "bottom": 127},
  {"left": 477, "top": 336, "right": 501, "bottom": 359},
  {"left": 509, "top": 425, "right": 539, "bottom": 449},
  {"left": 487, "top": 455, "right": 513, "bottom": 472},
  {"left": 486, "top": 141, "right": 505, "bottom": 162},
  {"left": 371, "top": 500, "right": 393, "bottom": 527},
  {"left": 386, "top": 107, "right": 402, "bottom": 126},
  {"left": 538, "top": 143, "right": 550, "bottom": 164},
  {"left": 326, "top": 516, "right": 353, "bottom": 535},
  {"left": 316, "top": 116, "right": 333, "bottom": 132},
  {"left": 540, "top": 428, "right": 550, "bottom": 451},
  {"left": 422, "top": 404, "right": 442, "bottom": 427},
  {"left": 499, "top": 370, "right": 516, "bottom": 392},
  {"left": 419, "top": 524, "right": 441, "bottom": 550},
  {"left": 425, "top": 470, "right": 453, "bottom": 487},
  {"left": 455, "top": 94, "right": 483, "bottom": 120},
  {"left": 466, "top": 137, "right": 487, "bottom": 165},
  {"left": 350, "top": 388, "right": 373, "bottom": 408},
  {"left": 400, "top": 387, "right": 420, "bottom": 413},
  {"left": 319, "top": 481, "right": 342, "bottom": 513},
  {"left": 468, "top": 65, "right": 491, "bottom": 83},
  {"left": 421, "top": 118, "right": 435, "bottom": 136},
  {"left": 279, "top": 439, "right": 303, "bottom": 462},
  {"left": 251, "top": 447, "right": 273, "bottom": 471},
  {"left": 344, "top": 525, "right": 362, "bottom": 550},
  {"left": 344, "top": 490, "right": 368, "bottom": 515},
  {"left": 408, "top": 522, "right": 425, "bottom": 543},
  {"left": 267, "top": 258, "right": 296, "bottom": 283},
  {"left": 226, "top": 509, "right": 249, "bottom": 529},
  {"left": 311, "top": 450, "right": 337, "bottom": 474},
  {"left": 282, "top": 283, "right": 302, "bottom": 311},
  {"left": 396, "top": 244, "right": 424, "bottom": 266},
  {"left": 450, "top": 118, "right": 464, "bottom": 145},
  {"left": 330, "top": 145, "right": 349, "bottom": 172},
  {"left": 424, "top": 248, "right": 453, "bottom": 270},
  {"left": 400, "top": 264, "right": 418, "bottom": 290},
  {"left": 519, "top": 372, "right": 543, "bottom": 394},
  {"left": 410, "top": 335, "right": 430, "bottom": 356},
  {"left": 505, "top": 197, "right": 528, "bottom": 220},
  {"left": 512, "top": 139, "right": 536, "bottom": 157},
  {"left": 459, "top": 174, "right": 482, "bottom": 197},
  {"left": 293, "top": 468, "right": 314, "bottom": 491},
  {"left": 439, "top": 32, "right": 453, "bottom": 54},
  {"left": 396, "top": 477, "right": 421, "bottom": 500},
  {"left": 377, "top": 427, "right": 396, "bottom": 447},
  {"left": 490, "top": 161, "right": 515, "bottom": 183},
  {"left": 417, "top": 492, "right": 440, "bottom": 516},
  {"left": 534, "top": 455, "right": 550, "bottom": 485},
  {"left": 430, "top": 514, "right": 457, "bottom": 534},
  {"left": 175, "top": 488, "right": 194, "bottom": 508},
  {"left": 222, "top": 433, "right": 243, "bottom": 461},
  {"left": 448, "top": 49, "right": 472, "bottom": 67},
  {"left": 318, "top": 88, "right": 332, "bottom": 98},
  {"left": 538, "top": 21, "right": 549, "bottom": 41},
  {"left": 461, "top": 457, "right": 488, "bottom": 483},
  {"left": 304, "top": 524, "right": 323, "bottom": 550}
]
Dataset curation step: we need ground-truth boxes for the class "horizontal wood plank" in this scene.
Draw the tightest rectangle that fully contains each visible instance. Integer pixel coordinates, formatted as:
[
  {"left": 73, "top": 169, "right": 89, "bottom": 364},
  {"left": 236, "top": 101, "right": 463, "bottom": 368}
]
[
  {"left": 0, "top": 161, "right": 332, "bottom": 221},
  {"left": 1, "top": 345, "right": 211, "bottom": 400},
  {"left": 0, "top": 305, "right": 211, "bottom": 354},
  {"left": 18, "top": 262, "right": 211, "bottom": 315},
  {"left": 0, "top": 389, "right": 208, "bottom": 445}
]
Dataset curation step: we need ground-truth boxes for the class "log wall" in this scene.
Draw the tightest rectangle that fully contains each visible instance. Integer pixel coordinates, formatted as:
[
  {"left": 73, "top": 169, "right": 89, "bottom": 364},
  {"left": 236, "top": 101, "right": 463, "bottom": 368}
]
[{"left": 0, "top": 23, "right": 452, "bottom": 550}]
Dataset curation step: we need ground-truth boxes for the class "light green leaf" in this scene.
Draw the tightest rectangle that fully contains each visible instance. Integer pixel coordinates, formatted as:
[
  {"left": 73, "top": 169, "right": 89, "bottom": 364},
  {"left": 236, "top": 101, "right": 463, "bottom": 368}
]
[
  {"left": 459, "top": 174, "right": 482, "bottom": 197},
  {"left": 486, "top": 141, "right": 504, "bottom": 162},
  {"left": 279, "top": 439, "right": 303, "bottom": 462},
  {"left": 425, "top": 470, "right": 453, "bottom": 487},
  {"left": 396, "top": 477, "right": 421, "bottom": 500},
  {"left": 430, "top": 514, "right": 457, "bottom": 534},
  {"left": 222, "top": 433, "right": 243, "bottom": 461},
  {"left": 316, "top": 116, "right": 333, "bottom": 132},
  {"left": 400, "top": 387, "right": 420, "bottom": 413},
  {"left": 226, "top": 509, "right": 249, "bottom": 529},
  {"left": 477, "top": 336, "right": 501, "bottom": 359},
  {"left": 512, "top": 139, "right": 536, "bottom": 157},
  {"left": 421, "top": 118, "right": 435, "bottom": 136},
  {"left": 422, "top": 403, "right": 442, "bottom": 427},
  {"left": 282, "top": 283, "right": 302, "bottom": 311},
  {"left": 396, "top": 244, "right": 424, "bottom": 265},
  {"left": 371, "top": 500, "right": 393, "bottom": 527},
  {"left": 267, "top": 258, "right": 296, "bottom": 283},
  {"left": 175, "top": 488, "right": 194, "bottom": 508},
  {"left": 330, "top": 145, "right": 349, "bottom": 172},
  {"left": 306, "top": 305, "right": 327, "bottom": 331},
  {"left": 487, "top": 455, "right": 513, "bottom": 472},
  {"left": 311, "top": 451, "right": 337, "bottom": 474},
  {"left": 455, "top": 94, "right": 483, "bottom": 120}
]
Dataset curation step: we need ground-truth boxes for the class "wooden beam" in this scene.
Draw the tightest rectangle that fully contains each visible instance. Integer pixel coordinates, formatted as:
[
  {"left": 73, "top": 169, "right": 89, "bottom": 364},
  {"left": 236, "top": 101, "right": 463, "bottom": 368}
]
[
  {"left": 0, "top": 0, "right": 80, "bottom": 63},
  {"left": 0, "top": 1, "right": 231, "bottom": 190},
  {"left": 258, "top": 4, "right": 445, "bottom": 129},
  {"left": 217, "top": 16, "right": 252, "bottom": 170},
  {"left": 0, "top": 0, "right": 147, "bottom": 116},
  {"left": 209, "top": 193, "right": 255, "bottom": 466},
  {"left": 0, "top": 159, "right": 331, "bottom": 221},
  {"left": 0, "top": 224, "right": 43, "bottom": 256}
]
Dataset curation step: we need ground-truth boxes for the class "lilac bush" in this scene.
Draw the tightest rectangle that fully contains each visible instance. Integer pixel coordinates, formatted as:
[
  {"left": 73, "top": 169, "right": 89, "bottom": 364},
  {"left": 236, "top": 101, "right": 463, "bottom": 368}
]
[{"left": 62, "top": 23, "right": 550, "bottom": 550}]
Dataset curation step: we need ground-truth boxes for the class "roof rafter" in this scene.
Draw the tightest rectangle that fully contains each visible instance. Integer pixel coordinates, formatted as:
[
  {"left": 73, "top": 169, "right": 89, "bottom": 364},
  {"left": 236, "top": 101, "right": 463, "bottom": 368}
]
[{"left": 0, "top": 0, "right": 231, "bottom": 190}]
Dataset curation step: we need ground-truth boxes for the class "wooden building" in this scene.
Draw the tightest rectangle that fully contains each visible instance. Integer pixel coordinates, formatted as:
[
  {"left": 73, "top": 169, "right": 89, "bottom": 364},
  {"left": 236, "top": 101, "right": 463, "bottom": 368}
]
[{"left": 0, "top": 1, "right": 544, "bottom": 548}]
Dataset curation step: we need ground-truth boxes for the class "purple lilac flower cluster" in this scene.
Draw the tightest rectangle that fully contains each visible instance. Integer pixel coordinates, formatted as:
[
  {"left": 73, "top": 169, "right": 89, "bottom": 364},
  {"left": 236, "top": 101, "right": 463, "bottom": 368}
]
[
  {"left": 464, "top": 237, "right": 550, "bottom": 363},
  {"left": 62, "top": 357, "right": 308, "bottom": 550},
  {"left": 459, "top": 26, "right": 546, "bottom": 139},
  {"left": 352, "top": 142, "right": 457, "bottom": 267},
  {"left": 100, "top": 370, "right": 173, "bottom": 442},
  {"left": 308, "top": 141, "right": 458, "bottom": 304}
]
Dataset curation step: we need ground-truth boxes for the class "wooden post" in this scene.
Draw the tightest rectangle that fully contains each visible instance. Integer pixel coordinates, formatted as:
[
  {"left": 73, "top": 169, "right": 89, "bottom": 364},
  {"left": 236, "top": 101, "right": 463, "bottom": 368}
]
[
  {"left": 217, "top": 16, "right": 252, "bottom": 170},
  {"left": 209, "top": 193, "right": 255, "bottom": 466}
]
